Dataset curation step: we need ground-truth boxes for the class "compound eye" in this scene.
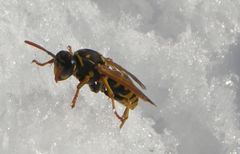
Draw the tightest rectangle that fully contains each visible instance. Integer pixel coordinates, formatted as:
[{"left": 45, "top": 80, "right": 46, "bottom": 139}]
[
  {"left": 60, "top": 53, "right": 67, "bottom": 59},
  {"left": 56, "top": 52, "right": 67, "bottom": 64},
  {"left": 58, "top": 58, "right": 65, "bottom": 64},
  {"left": 56, "top": 51, "right": 73, "bottom": 68}
]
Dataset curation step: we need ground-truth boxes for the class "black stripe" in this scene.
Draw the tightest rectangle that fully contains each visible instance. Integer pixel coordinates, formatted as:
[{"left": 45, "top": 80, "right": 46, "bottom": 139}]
[{"left": 130, "top": 93, "right": 136, "bottom": 99}]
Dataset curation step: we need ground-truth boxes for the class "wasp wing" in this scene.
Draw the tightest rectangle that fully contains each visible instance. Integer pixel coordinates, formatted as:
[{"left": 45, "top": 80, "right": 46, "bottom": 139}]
[
  {"left": 105, "top": 58, "right": 146, "bottom": 90},
  {"left": 96, "top": 65, "right": 156, "bottom": 106}
]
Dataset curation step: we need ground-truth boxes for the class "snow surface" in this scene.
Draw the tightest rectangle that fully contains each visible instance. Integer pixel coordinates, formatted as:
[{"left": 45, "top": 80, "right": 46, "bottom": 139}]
[{"left": 0, "top": 0, "right": 240, "bottom": 154}]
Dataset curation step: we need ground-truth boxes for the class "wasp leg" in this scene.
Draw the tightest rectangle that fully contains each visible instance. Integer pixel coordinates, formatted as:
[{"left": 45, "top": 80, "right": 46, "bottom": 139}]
[
  {"left": 122, "top": 98, "right": 138, "bottom": 110},
  {"left": 32, "top": 59, "right": 54, "bottom": 66},
  {"left": 67, "top": 45, "right": 73, "bottom": 55},
  {"left": 120, "top": 107, "right": 129, "bottom": 128},
  {"left": 101, "top": 77, "right": 123, "bottom": 122},
  {"left": 71, "top": 76, "right": 90, "bottom": 108},
  {"left": 119, "top": 99, "right": 138, "bottom": 128}
]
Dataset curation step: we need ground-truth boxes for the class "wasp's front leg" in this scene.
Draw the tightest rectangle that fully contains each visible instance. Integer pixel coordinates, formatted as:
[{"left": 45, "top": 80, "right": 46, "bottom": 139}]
[
  {"left": 32, "top": 59, "right": 54, "bottom": 66},
  {"left": 71, "top": 76, "right": 90, "bottom": 108},
  {"left": 67, "top": 45, "right": 73, "bottom": 55},
  {"left": 101, "top": 76, "right": 123, "bottom": 122}
]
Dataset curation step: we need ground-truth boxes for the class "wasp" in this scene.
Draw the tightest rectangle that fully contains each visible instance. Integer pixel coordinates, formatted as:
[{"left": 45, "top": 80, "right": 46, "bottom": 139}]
[{"left": 24, "top": 40, "right": 156, "bottom": 128}]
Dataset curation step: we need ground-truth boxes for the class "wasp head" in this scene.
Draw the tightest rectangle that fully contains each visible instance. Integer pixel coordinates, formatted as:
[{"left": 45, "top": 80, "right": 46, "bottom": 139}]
[
  {"left": 24, "top": 40, "right": 76, "bottom": 83},
  {"left": 54, "top": 51, "right": 75, "bottom": 82}
]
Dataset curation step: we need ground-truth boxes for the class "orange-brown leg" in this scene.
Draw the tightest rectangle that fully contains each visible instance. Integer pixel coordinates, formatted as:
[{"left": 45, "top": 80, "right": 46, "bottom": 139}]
[
  {"left": 120, "top": 107, "right": 129, "bottom": 128},
  {"left": 119, "top": 98, "right": 138, "bottom": 128},
  {"left": 67, "top": 45, "right": 73, "bottom": 55},
  {"left": 71, "top": 76, "right": 90, "bottom": 108},
  {"left": 101, "top": 77, "right": 123, "bottom": 122},
  {"left": 32, "top": 59, "right": 54, "bottom": 66}
]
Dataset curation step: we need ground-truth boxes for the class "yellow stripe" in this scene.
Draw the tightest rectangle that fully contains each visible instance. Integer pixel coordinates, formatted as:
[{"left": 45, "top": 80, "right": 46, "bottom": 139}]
[
  {"left": 89, "top": 71, "right": 94, "bottom": 78},
  {"left": 118, "top": 92, "right": 133, "bottom": 99},
  {"left": 113, "top": 82, "right": 121, "bottom": 88},
  {"left": 125, "top": 92, "right": 134, "bottom": 99},
  {"left": 88, "top": 59, "right": 95, "bottom": 64},
  {"left": 76, "top": 54, "right": 84, "bottom": 67},
  {"left": 85, "top": 54, "right": 95, "bottom": 64},
  {"left": 130, "top": 96, "right": 138, "bottom": 103}
]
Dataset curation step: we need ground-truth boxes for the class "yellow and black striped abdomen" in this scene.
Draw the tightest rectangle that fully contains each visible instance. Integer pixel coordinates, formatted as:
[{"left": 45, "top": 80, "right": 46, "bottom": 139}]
[{"left": 106, "top": 78, "right": 138, "bottom": 110}]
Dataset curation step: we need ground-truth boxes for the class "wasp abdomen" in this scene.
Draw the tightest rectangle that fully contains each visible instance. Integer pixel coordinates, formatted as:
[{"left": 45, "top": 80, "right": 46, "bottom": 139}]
[{"left": 105, "top": 78, "right": 138, "bottom": 110}]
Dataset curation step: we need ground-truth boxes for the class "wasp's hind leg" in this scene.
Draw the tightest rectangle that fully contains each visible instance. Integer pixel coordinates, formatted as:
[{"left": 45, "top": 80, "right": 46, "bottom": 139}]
[
  {"left": 120, "top": 107, "right": 129, "bottom": 128},
  {"left": 119, "top": 99, "right": 138, "bottom": 128},
  {"left": 101, "top": 77, "right": 123, "bottom": 122},
  {"left": 32, "top": 59, "right": 54, "bottom": 66}
]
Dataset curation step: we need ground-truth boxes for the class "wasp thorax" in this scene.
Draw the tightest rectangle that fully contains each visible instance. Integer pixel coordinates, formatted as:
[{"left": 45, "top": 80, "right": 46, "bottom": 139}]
[{"left": 54, "top": 50, "right": 75, "bottom": 82}]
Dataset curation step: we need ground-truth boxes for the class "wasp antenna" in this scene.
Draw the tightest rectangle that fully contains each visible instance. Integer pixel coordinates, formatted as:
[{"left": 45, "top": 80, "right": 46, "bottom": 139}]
[{"left": 24, "top": 40, "right": 56, "bottom": 58}]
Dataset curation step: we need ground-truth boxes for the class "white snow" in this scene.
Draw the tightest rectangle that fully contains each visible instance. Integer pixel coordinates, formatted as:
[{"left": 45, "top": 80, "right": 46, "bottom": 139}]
[{"left": 0, "top": 0, "right": 240, "bottom": 154}]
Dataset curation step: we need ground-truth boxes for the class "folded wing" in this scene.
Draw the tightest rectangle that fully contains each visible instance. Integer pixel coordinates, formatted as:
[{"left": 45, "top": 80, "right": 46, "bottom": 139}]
[{"left": 96, "top": 65, "right": 156, "bottom": 106}]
